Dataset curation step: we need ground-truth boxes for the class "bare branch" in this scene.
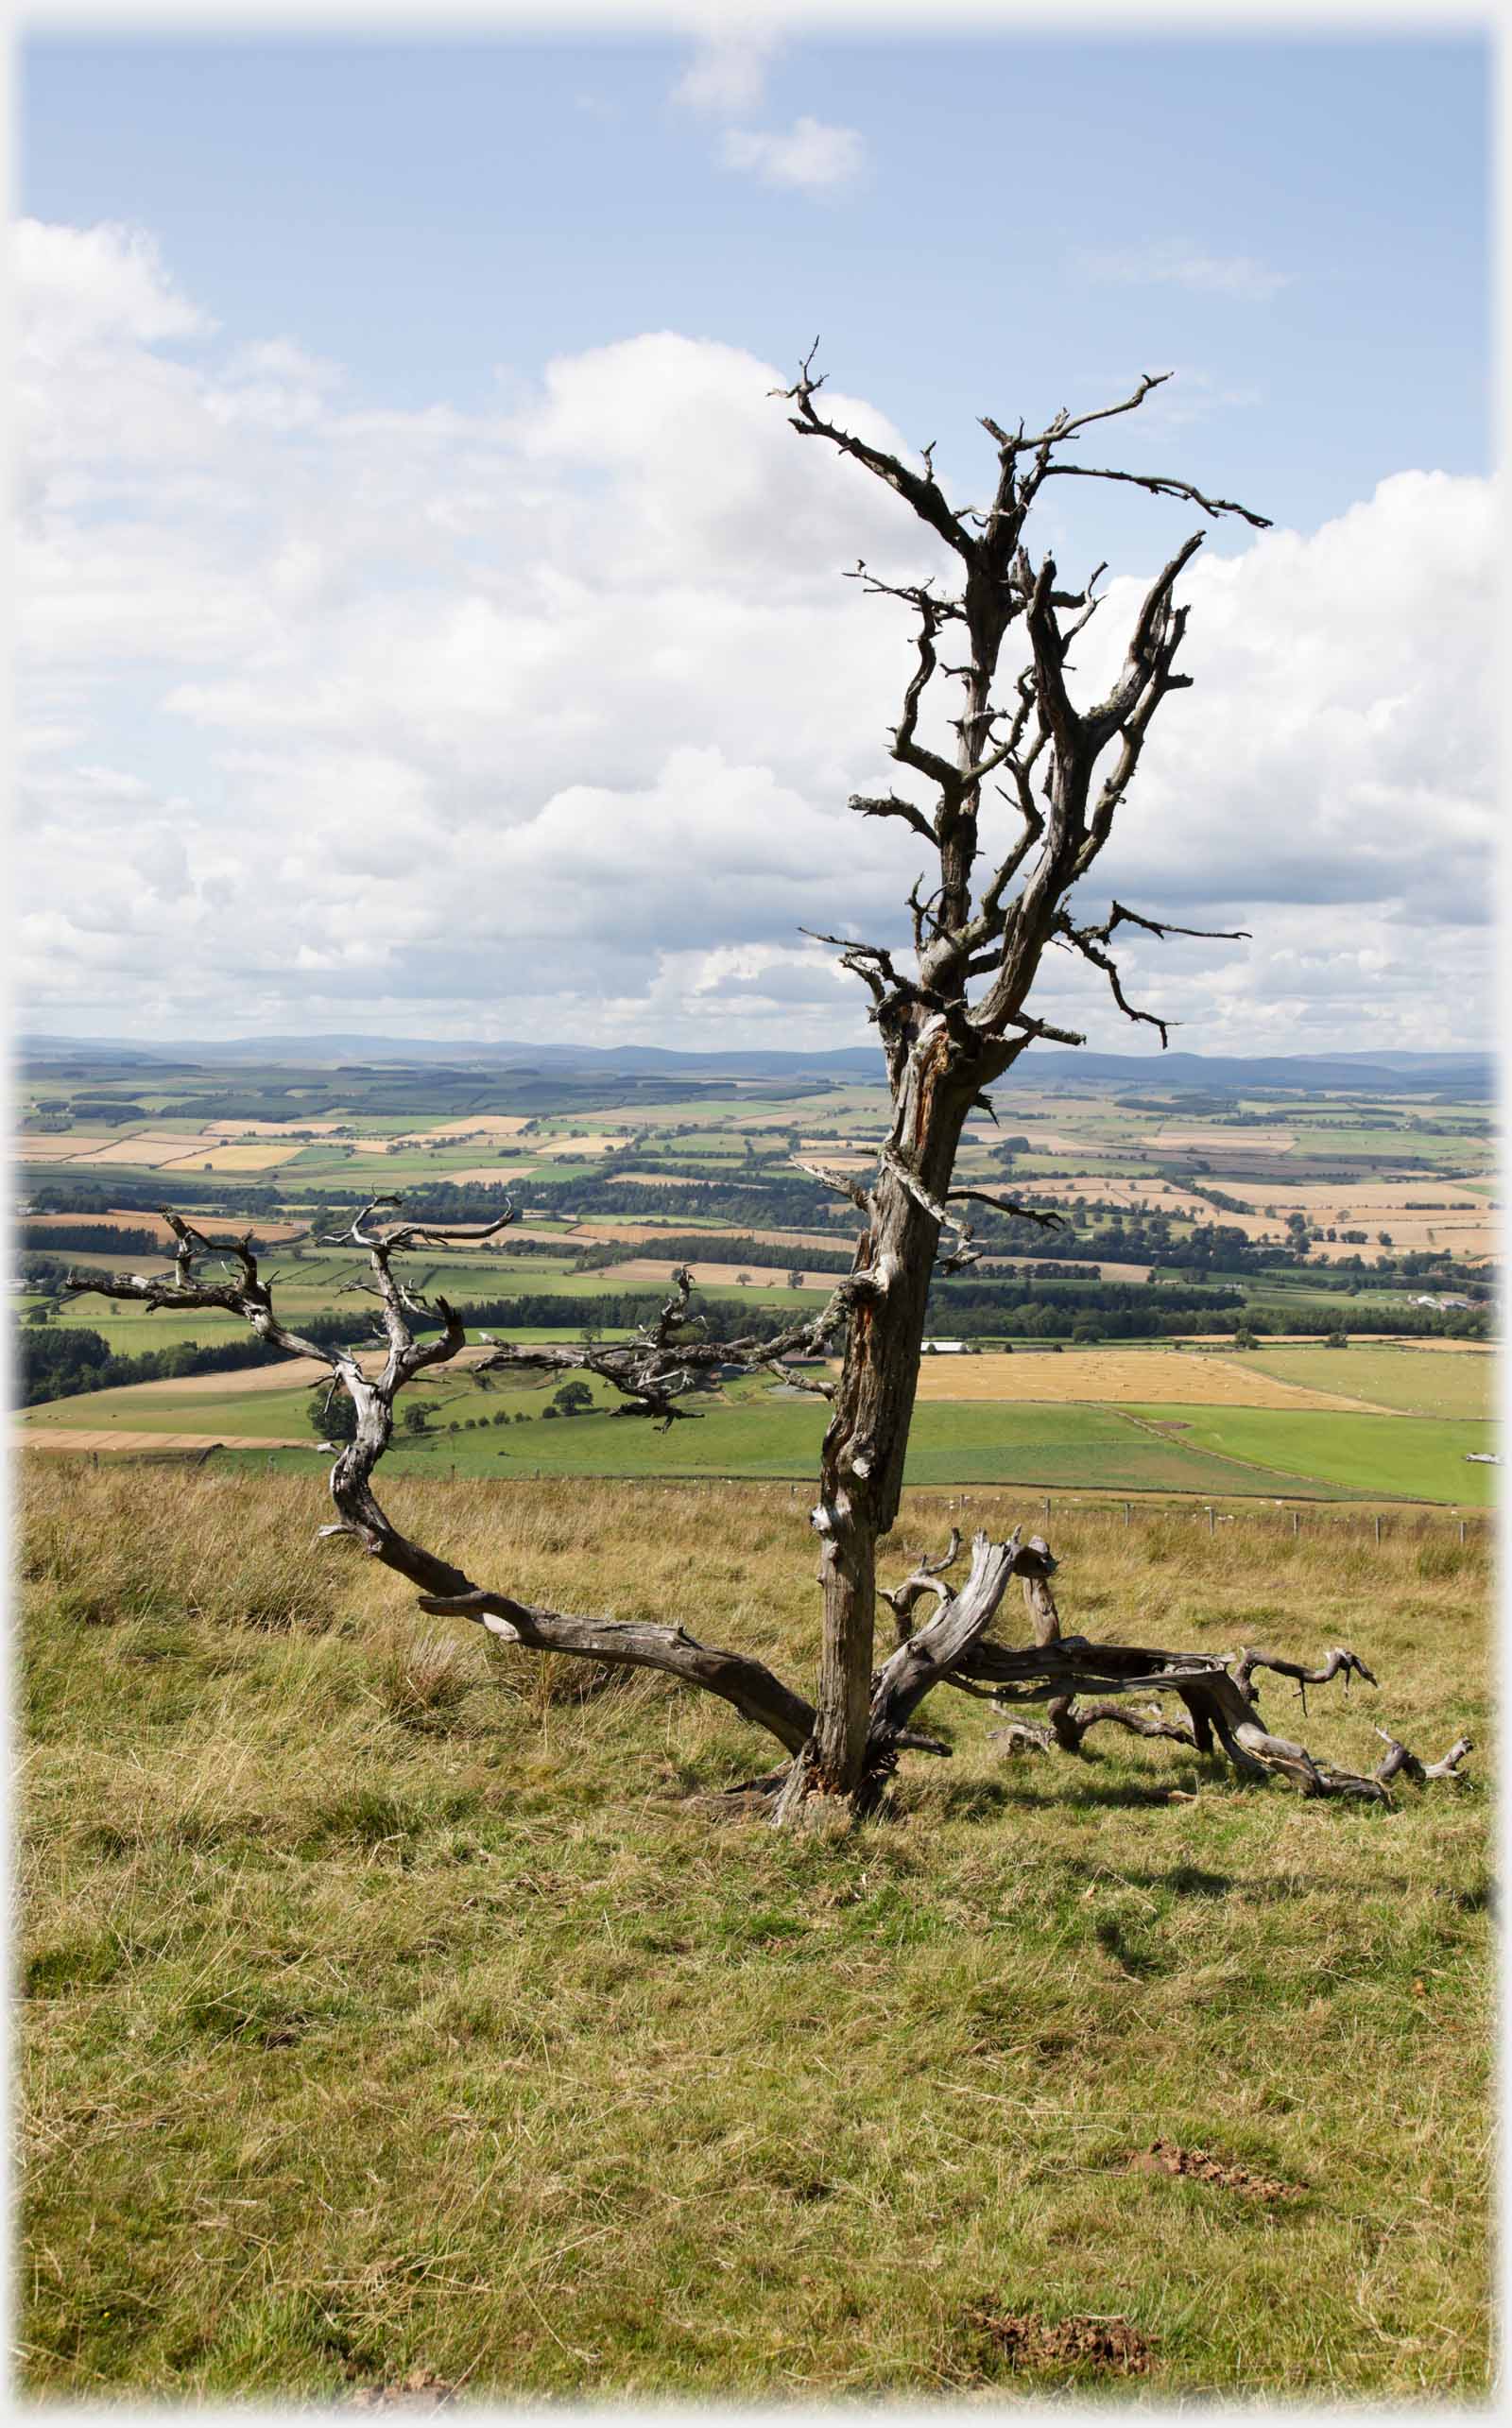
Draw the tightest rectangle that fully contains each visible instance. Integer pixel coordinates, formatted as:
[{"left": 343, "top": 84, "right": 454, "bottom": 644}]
[
  {"left": 418, "top": 1589, "right": 818, "bottom": 1757},
  {"left": 947, "top": 1186, "right": 1066, "bottom": 1232},
  {"left": 777, "top": 345, "right": 974, "bottom": 562},
  {"left": 1038, "top": 461, "right": 1271, "bottom": 527},
  {"left": 849, "top": 791, "right": 937, "bottom": 846}
]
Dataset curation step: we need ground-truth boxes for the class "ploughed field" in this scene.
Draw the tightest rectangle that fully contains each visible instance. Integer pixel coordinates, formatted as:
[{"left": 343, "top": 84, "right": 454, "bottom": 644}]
[{"left": 17, "top": 1463, "right": 1491, "bottom": 2400}]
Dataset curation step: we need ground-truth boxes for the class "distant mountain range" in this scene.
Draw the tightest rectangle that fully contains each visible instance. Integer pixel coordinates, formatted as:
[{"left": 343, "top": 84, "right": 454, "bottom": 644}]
[{"left": 18, "top": 1032, "right": 1495, "bottom": 1095}]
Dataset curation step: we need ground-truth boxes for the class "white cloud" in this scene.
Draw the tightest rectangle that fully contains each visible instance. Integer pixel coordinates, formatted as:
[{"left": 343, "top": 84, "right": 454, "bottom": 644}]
[
  {"left": 719, "top": 116, "right": 866, "bottom": 195},
  {"left": 14, "top": 215, "right": 210, "bottom": 349},
  {"left": 1077, "top": 240, "right": 1292, "bottom": 301},
  {"left": 672, "top": 28, "right": 778, "bottom": 116},
  {"left": 14, "top": 219, "right": 1494, "bottom": 1055}
]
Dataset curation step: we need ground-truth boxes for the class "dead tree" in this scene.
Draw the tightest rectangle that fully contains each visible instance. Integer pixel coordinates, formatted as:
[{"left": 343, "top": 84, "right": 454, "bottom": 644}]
[{"left": 63, "top": 362, "right": 1474, "bottom": 1822}]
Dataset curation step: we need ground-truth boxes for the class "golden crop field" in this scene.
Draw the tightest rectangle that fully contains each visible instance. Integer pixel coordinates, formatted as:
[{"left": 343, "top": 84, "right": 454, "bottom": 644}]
[
  {"left": 200, "top": 1119, "right": 350, "bottom": 1137},
  {"left": 404, "top": 1116, "right": 535, "bottom": 1142},
  {"left": 910, "top": 1349, "right": 1383, "bottom": 1412},
  {"left": 1308, "top": 1222, "right": 1496, "bottom": 1264},
  {"left": 1228, "top": 1180, "right": 1487, "bottom": 1211},
  {"left": 20, "top": 1426, "right": 312, "bottom": 1453},
  {"left": 23, "top": 1211, "right": 308, "bottom": 1242},
  {"left": 159, "top": 1143, "right": 307, "bottom": 1172},
  {"left": 66, "top": 1137, "right": 203, "bottom": 1168}
]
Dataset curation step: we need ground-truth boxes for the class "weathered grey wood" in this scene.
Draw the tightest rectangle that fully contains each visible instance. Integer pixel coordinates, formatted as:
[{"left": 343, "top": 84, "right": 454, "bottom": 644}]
[{"left": 415, "top": 1589, "right": 817, "bottom": 1756}]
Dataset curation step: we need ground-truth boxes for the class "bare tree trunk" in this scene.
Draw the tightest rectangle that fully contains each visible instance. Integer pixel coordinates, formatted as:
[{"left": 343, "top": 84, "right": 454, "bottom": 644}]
[{"left": 809, "top": 1051, "right": 971, "bottom": 1796}]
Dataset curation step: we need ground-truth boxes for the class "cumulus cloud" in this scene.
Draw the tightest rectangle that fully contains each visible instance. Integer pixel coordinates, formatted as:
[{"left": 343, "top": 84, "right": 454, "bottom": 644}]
[
  {"left": 14, "top": 219, "right": 1493, "bottom": 1054},
  {"left": 672, "top": 28, "right": 778, "bottom": 117},
  {"left": 15, "top": 215, "right": 210, "bottom": 349},
  {"left": 718, "top": 116, "right": 866, "bottom": 195},
  {"left": 1076, "top": 240, "right": 1292, "bottom": 301}
]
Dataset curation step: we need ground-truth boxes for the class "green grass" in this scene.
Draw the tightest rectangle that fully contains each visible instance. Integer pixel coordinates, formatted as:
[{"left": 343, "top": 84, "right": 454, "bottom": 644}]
[
  {"left": 25, "top": 1366, "right": 1496, "bottom": 1506},
  {"left": 1245, "top": 1346, "right": 1495, "bottom": 1420},
  {"left": 1130, "top": 1406, "right": 1497, "bottom": 1507},
  {"left": 17, "top": 1462, "right": 1491, "bottom": 2399}
]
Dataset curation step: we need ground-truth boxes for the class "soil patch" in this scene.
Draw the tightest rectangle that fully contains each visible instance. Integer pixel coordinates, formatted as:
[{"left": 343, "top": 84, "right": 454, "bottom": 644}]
[
  {"left": 1127, "top": 2138, "right": 1306, "bottom": 2203},
  {"left": 960, "top": 2305, "right": 1153, "bottom": 2377}
]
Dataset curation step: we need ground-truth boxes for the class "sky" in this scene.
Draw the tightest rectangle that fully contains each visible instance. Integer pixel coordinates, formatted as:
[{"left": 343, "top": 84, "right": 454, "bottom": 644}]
[{"left": 14, "top": 16, "right": 1495, "bottom": 1057}]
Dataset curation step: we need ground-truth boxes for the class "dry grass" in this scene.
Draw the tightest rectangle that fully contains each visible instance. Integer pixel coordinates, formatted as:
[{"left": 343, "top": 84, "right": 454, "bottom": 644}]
[{"left": 18, "top": 1459, "right": 1492, "bottom": 2401}]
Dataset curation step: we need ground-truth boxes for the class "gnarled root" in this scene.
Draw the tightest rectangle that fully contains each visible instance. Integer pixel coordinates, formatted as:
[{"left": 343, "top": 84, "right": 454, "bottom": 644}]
[{"left": 877, "top": 1527, "right": 1475, "bottom": 1809}]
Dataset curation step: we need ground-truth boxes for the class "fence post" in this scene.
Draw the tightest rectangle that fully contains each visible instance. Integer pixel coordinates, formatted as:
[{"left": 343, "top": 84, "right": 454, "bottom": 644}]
[
  {"left": 1374, "top": 1515, "right": 1382, "bottom": 1547},
  {"left": 1460, "top": 1520, "right": 1467, "bottom": 1546},
  {"left": 1292, "top": 1510, "right": 1299, "bottom": 1538},
  {"left": 1207, "top": 1506, "right": 1215, "bottom": 1535},
  {"left": 1124, "top": 1502, "right": 1131, "bottom": 1526}
]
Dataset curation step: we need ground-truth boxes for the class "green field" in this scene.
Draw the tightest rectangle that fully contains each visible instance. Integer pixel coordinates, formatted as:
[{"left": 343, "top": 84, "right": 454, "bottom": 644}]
[
  {"left": 1131, "top": 1407, "right": 1496, "bottom": 1507},
  {"left": 18, "top": 1053, "right": 1497, "bottom": 1516},
  {"left": 28, "top": 1366, "right": 1495, "bottom": 1507},
  {"left": 1246, "top": 1346, "right": 1494, "bottom": 1419}
]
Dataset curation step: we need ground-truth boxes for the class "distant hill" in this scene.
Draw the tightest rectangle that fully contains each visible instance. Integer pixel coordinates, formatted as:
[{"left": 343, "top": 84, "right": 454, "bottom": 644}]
[{"left": 18, "top": 1032, "right": 1493, "bottom": 1094}]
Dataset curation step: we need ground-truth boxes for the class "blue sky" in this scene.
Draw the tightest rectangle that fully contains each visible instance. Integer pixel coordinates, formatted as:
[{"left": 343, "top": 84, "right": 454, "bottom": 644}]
[
  {"left": 23, "top": 32, "right": 1487, "bottom": 537},
  {"left": 15, "top": 25, "right": 1496, "bottom": 1050}
]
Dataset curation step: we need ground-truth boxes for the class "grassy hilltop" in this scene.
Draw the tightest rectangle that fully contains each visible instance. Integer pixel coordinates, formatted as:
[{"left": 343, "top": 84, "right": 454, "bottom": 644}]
[{"left": 18, "top": 1458, "right": 1492, "bottom": 2400}]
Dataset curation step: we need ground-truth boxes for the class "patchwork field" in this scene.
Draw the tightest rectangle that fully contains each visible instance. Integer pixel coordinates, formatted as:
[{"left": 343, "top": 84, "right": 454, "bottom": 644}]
[{"left": 17, "top": 1051, "right": 1496, "bottom": 1517}]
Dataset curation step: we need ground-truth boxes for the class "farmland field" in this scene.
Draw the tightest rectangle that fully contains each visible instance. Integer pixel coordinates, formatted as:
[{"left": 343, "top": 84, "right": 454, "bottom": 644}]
[
  {"left": 1128, "top": 1407, "right": 1496, "bottom": 1507},
  {"left": 912, "top": 1349, "right": 1377, "bottom": 1412},
  {"left": 15, "top": 1046, "right": 1497, "bottom": 1510},
  {"left": 1246, "top": 1345, "right": 1495, "bottom": 1420}
]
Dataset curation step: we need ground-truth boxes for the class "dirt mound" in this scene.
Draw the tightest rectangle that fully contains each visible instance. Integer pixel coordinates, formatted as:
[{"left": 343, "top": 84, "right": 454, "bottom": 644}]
[
  {"left": 1128, "top": 2136, "right": 1306, "bottom": 2202},
  {"left": 962, "top": 2306, "right": 1153, "bottom": 2375},
  {"left": 350, "top": 2368, "right": 456, "bottom": 2408}
]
